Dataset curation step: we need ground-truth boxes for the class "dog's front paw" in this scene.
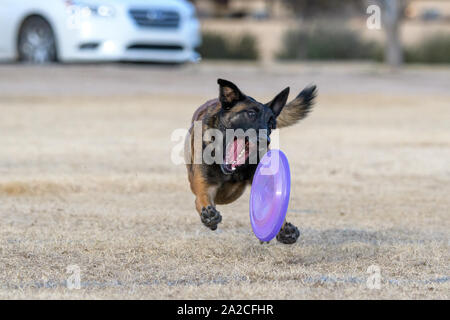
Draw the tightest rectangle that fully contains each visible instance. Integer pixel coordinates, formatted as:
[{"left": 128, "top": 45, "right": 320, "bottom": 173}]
[
  {"left": 276, "top": 222, "right": 300, "bottom": 244},
  {"left": 201, "top": 206, "right": 222, "bottom": 231}
]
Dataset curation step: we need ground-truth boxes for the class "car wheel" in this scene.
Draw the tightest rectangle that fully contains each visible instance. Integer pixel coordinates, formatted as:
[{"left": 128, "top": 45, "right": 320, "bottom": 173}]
[{"left": 18, "top": 16, "right": 57, "bottom": 63}]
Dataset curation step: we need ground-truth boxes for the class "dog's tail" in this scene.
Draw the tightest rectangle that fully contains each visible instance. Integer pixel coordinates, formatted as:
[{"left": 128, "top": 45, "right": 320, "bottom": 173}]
[{"left": 276, "top": 85, "right": 317, "bottom": 129}]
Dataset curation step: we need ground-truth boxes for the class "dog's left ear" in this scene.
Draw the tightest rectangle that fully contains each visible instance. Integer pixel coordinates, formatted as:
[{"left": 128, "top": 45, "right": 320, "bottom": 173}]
[
  {"left": 267, "top": 87, "right": 290, "bottom": 117},
  {"left": 217, "top": 79, "right": 244, "bottom": 110}
]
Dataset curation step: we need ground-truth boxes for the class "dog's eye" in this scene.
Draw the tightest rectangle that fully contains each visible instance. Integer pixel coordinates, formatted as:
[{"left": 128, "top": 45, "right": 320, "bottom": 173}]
[{"left": 247, "top": 110, "right": 257, "bottom": 119}]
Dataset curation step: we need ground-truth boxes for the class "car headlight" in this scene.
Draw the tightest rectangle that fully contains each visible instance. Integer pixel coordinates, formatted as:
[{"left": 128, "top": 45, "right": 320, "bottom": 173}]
[{"left": 65, "top": 0, "right": 115, "bottom": 18}]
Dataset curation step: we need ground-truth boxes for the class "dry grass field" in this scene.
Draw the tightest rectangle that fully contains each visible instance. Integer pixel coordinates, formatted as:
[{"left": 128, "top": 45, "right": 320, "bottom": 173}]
[
  {"left": 0, "top": 62, "right": 448, "bottom": 299},
  {"left": 202, "top": 19, "right": 450, "bottom": 63}
]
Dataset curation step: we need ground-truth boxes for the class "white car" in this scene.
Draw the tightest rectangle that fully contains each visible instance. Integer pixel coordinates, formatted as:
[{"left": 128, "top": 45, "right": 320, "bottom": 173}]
[{"left": 0, "top": 0, "right": 201, "bottom": 63}]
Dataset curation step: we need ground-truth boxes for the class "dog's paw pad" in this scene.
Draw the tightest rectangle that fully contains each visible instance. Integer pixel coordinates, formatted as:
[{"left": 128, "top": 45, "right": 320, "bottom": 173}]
[
  {"left": 276, "top": 222, "right": 300, "bottom": 244},
  {"left": 201, "top": 206, "right": 222, "bottom": 231}
]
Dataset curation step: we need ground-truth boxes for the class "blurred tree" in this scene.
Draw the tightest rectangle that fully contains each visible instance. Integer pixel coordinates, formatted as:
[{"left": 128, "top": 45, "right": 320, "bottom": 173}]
[
  {"left": 265, "top": 0, "right": 275, "bottom": 18},
  {"left": 368, "top": 0, "right": 411, "bottom": 67}
]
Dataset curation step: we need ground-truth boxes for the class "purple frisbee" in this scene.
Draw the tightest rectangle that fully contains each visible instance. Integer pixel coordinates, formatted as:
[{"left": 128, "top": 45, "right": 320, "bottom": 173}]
[{"left": 250, "top": 149, "right": 291, "bottom": 242}]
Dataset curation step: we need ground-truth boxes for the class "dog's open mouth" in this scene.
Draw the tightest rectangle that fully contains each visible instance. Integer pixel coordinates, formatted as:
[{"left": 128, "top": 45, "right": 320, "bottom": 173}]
[{"left": 222, "top": 137, "right": 254, "bottom": 174}]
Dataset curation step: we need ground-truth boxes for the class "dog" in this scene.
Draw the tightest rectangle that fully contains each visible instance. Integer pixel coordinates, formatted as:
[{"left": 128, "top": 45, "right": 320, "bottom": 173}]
[{"left": 185, "top": 79, "right": 317, "bottom": 244}]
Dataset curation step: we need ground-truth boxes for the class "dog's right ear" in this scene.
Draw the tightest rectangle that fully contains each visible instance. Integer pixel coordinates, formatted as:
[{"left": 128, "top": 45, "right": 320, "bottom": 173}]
[{"left": 217, "top": 79, "right": 243, "bottom": 110}]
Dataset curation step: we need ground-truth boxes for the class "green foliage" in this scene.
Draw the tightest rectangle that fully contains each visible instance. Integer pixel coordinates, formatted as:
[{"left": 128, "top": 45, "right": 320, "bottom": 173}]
[
  {"left": 277, "top": 26, "right": 381, "bottom": 61},
  {"left": 404, "top": 34, "right": 450, "bottom": 64},
  {"left": 199, "top": 32, "right": 259, "bottom": 60}
]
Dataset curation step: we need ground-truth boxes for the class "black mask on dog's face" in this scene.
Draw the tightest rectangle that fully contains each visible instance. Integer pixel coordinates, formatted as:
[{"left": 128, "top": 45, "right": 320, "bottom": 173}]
[{"left": 216, "top": 79, "right": 290, "bottom": 174}]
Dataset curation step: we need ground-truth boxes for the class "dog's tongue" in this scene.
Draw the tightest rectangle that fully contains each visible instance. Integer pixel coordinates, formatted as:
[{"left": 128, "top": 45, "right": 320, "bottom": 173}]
[{"left": 225, "top": 138, "right": 246, "bottom": 168}]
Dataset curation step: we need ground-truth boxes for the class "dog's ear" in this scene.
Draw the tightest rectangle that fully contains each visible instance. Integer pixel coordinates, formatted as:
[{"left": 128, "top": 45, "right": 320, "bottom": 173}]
[
  {"left": 267, "top": 87, "right": 290, "bottom": 117},
  {"left": 217, "top": 79, "right": 244, "bottom": 110}
]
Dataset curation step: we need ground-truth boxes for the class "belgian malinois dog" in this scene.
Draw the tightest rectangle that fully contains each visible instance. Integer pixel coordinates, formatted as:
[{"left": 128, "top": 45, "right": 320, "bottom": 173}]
[{"left": 185, "top": 79, "right": 316, "bottom": 244}]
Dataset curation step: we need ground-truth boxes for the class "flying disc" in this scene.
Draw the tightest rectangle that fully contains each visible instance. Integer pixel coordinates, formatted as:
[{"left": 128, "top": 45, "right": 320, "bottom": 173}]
[{"left": 249, "top": 149, "right": 291, "bottom": 242}]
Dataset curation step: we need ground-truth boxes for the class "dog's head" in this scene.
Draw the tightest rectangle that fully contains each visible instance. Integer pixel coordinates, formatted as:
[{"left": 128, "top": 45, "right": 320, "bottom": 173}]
[{"left": 215, "top": 79, "right": 289, "bottom": 174}]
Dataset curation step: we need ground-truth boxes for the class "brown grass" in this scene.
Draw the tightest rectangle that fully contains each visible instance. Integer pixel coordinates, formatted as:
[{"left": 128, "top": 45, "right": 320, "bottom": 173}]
[{"left": 0, "top": 63, "right": 449, "bottom": 299}]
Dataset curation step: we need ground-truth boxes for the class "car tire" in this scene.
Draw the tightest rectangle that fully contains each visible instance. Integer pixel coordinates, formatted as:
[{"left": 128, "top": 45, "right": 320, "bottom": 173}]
[{"left": 18, "top": 16, "right": 57, "bottom": 63}]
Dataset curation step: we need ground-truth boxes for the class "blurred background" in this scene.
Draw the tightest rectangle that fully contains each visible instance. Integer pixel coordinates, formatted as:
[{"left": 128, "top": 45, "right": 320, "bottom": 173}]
[{"left": 0, "top": 0, "right": 449, "bottom": 299}]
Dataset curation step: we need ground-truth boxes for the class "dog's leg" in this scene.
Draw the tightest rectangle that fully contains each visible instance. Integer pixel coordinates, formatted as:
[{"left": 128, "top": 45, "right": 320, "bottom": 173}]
[
  {"left": 191, "top": 168, "right": 222, "bottom": 231},
  {"left": 276, "top": 221, "right": 300, "bottom": 244}
]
